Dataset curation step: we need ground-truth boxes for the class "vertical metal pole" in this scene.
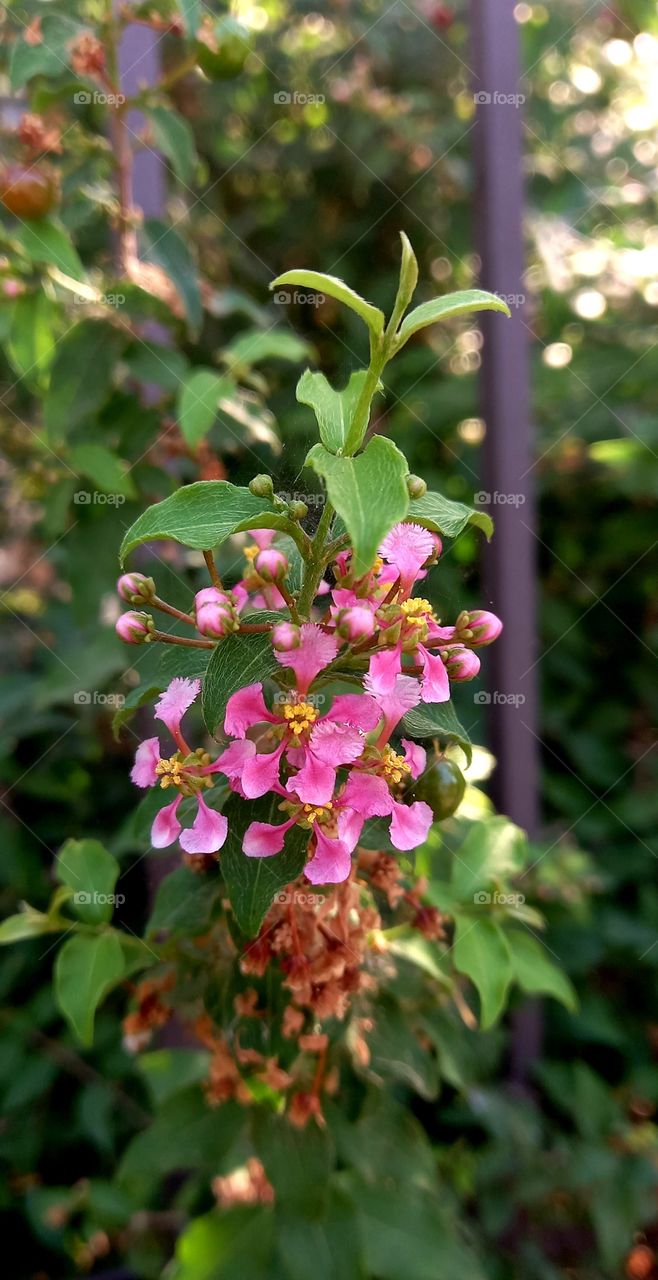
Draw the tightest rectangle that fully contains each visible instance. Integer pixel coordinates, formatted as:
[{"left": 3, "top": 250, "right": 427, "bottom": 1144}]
[
  {"left": 118, "top": 21, "right": 167, "bottom": 217},
  {"left": 471, "top": 0, "right": 541, "bottom": 1079}
]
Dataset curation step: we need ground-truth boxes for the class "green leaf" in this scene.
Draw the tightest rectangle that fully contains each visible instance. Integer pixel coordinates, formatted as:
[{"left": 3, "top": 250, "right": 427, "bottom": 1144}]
[
  {"left": 221, "top": 794, "right": 309, "bottom": 937},
  {"left": 120, "top": 480, "right": 297, "bottom": 563},
  {"left": 395, "top": 288, "right": 510, "bottom": 347},
  {"left": 276, "top": 1189, "right": 364, "bottom": 1280},
  {"left": 112, "top": 683, "right": 163, "bottom": 739},
  {"left": 449, "top": 817, "right": 527, "bottom": 903},
  {"left": 401, "top": 699, "right": 472, "bottom": 765},
  {"left": 178, "top": 369, "right": 234, "bottom": 447},
  {"left": 349, "top": 1179, "right": 484, "bottom": 1280},
  {"left": 5, "top": 291, "right": 58, "bottom": 390},
  {"left": 147, "top": 105, "right": 197, "bottom": 185},
  {"left": 124, "top": 341, "right": 189, "bottom": 392},
  {"left": 120, "top": 1087, "right": 245, "bottom": 1182},
  {"left": 142, "top": 219, "right": 202, "bottom": 331},
  {"left": 138, "top": 1049, "right": 212, "bottom": 1105},
  {"left": 174, "top": 1206, "right": 274, "bottom": 1280},
  {"left": 69, "top": 443, "right": 136, "bottom": 498},
  {"left": 452, "top": 915, "right": 512, "bottom": 1030},
  {"left": 0, "top": 908, "right": 64, "bottom": 944},
  {"left": 147, "top": 865, "right": 222, "bottom": 937},
  {"left": 43, "top": 321, "right": 124, "bottom": 438},
  {"left": 360, "top": 999, "right": 439, "bottom": 1099},
  {"left": 408, "top": 489, "right": 493, "bottom": 540},
  {"left": 179, "top": 0, "right": 202, "bottom": 37},
  {"left": 305, "top": 437, "right": 409, "bottom": 575},
  {"left": 55, "top": 933, "right": 125, "bottom": 1046},
  {"left": 223, "top": 329, "right": 311, "bottom": 367},
  {"left": 253, "top": 1111, "right": 334, "bottom": 1210},
  {"left": 56, "top": 838, "right": 121, "bottom": 925},
  {"left": 506, "top": 928, "right": 578, "bottom": 1011},
  {"left": 296, "top": 368, "right": 375, "bottom": 454},
  {"left": 17, "top": 219, "right": 85, "bottom": 282},
  {"left": 10, "top": 17, "right": 73, "bottom": 90},
  {"left": 271, "top": 270, "right": 385, "bottom": 337},
  {"left": 202, "top": 618, "right": 282, "bottom": 736}
]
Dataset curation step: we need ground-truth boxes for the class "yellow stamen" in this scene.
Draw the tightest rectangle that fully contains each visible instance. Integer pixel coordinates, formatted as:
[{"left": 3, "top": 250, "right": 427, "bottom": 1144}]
[
  {"left": 244, "top": 544, "right": 260, "bottom": 561},
  {"left": 281, "top": 701, "right": 318, "bottom": 736},
  {"left": 301, "top": 802, "right": 333, "bottom": 825},
  {"left": 381, "top": 746, "right": 411, "bottom": 787},
  {"left": 400, "top": 597, "right": 433, "bottom": 618}
]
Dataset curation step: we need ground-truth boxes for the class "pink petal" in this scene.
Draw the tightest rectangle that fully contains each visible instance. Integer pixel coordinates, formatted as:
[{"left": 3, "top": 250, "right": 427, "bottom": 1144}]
[
  {"left": 305, "top": 826, "right": 352, "bottom": 885},
  {"left": 324, "top": 693, "right": 381, "bottom": 733},
  {"left": 131, "top": 737, "right": 160, "bottom": 788},
  {"left": 337, "top": 807, "right": 365, "bottom": 852},
  {"left": 418, "top": 645, "right": 450, "bottom": 704},
  {"left": 275, "top": 623, "right": 339, "bottom": 694},
  {"left": 401, "top": 738, "right": 426, "bottom": 780},
  {"left": 215, "top": 738, "right": 256, "bottom": 779},
  {"left": 388, "top": 798, "right": 433, "bottom": 851},
  {"left": 308, "top": 720, "right": 366, "bottom": 766},
  {"left": 179, "top": 795, "right": 228, "bottom": 854},
  {"left": 367, "top": 646, "right": 403, "bottom": 697},
  {"left": 232, "top": 584, "right": 249, "bottom": 613},
  {"left": 379, "top": 522, "right": 436, "bottom": 596},
  {"left": 341, "top": 771, "right": 392, "bottom": 818},
  {"left": 426, "top": 619, "right": 456, "bottom": 644},
  {"left": 154, "top": 678, "right": 200, "bottom": 737},
  {"left": 364, "top": 672, "right": 421, "bottom": 740},
  {"left": 224, "top": 683, "right": 276, "bottom": 738},
  {"left": 151, "top": 796, "right": 182, "bottom": 849},
  {"left": 286, "top": 752, "right": 336, "bottom": 806},
  {"left": 243, "top": 816, "right": 297, "bottom": 857},
  {"left": 241, "top": 742, "right": 285, "bottom": 799}
]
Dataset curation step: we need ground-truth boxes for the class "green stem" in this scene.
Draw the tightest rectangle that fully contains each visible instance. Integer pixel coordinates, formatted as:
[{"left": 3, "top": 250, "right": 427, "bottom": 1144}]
[
  {"left": 342, "top": 337, "right": 387, "bottom": 457},
  {"left": 297, "top": 500, "right": 334, "bottom": 619}
]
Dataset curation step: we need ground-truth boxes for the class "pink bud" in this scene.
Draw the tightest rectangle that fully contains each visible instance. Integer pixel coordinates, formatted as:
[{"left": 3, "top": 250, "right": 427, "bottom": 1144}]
[
  {"left": 272, "top": 622, "right": 300, "bottom": 651},
  {"left": 255, "top": 547, "right": 288, "bottom": 582},
  {"left": 117, "top": 572, "right": 155, "bottom": 604},
  {"left": 444, "top": 645, "right": 481, "bottom": 681},
  {"left": 337, "top": 606, "right": 376, "bottom": 642},
  {"left": 194, "top": 588, "right": 236, "bottom": 639},
  {"left": 116, "top": 611, "right": 152, "bottom": 644},
  {"left": 468, "top": 610, "right": 503, "bottom": 647}
]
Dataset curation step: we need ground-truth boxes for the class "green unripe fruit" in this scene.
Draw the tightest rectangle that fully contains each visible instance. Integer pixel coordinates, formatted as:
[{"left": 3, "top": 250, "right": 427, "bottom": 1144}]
[
  {"left": 287, "top": 500, "right": 308, "bottom": 521},
  {"left": 196, "top": 18, "right": 250, "bottom": 81},
  {"left": 412, "top": 757, "right": 465, "bottom": 821}
]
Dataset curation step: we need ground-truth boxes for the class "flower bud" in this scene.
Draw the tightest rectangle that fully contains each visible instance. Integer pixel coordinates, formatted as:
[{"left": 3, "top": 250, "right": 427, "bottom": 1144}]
[
  {"left": 194, "top": 587, "right": 237, "bottom": 639},
  {"left": 336, "top": 606, "right": 376, "bottom": 642},
  {"left": 255, "top": 547, "right": 288, "bottom": 582},
  {"left": 272, "top": 622, "right": 300, "bottom": 651},
  {"left": 443, "top": 645, "right": 480, "bottom": 681},
  {"left": 117, "top": 572, "right": 155, "bottom": 605},
  {"left": 467, "top": 610, "right": 503, "bottom": 647},
  {"left": 249, "top": 474, "right": 274, "bottom": 498},
  {"left": 407, "top": 474, "right": 427, "bottom": 500},
  {"left": 287, "top": 499, "right": 308, "bottom": 521},
  {"left": 116, "top": 611, "right": 153, "bottom": 644}
]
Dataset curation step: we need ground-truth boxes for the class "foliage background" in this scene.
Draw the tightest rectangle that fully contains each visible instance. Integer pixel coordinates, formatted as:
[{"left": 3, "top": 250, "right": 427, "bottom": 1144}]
[{"left": 1, "top": 0, "right": 658, "bottom": 1277}]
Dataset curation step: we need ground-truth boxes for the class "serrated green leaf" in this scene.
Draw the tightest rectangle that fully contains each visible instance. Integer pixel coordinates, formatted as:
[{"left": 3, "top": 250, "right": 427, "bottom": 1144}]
[
  {"left": 408, "top": 490, "right": 493, "bottom": 540},
  {"left": 221, "top": 794, "right": 309, "bottom": 937},
  {"left": 296, "top": 368, "right": 375, "bottom": 454},
  {"left": 147, "top": 105, "right": 197, "bottom": 185},
  {"left": 395, "top": 288, "right": 510, "bottom": 347},
  {"left": 120, "top": 480, "right": 297, "bottom": 563},
  {"left": 55, "top": 933, "right": 125, "bottom": 1046},
  {"left": 202, "top": 617, "right": 282, "bottom": 736},
  {"left": 506, "top": 928, "right": 578, "bottom": 1011},
  {"left": 401, "top": 699, "right": 472, "bottom": 764},
  {"left": 178, "top": 369, "right": 235, "bottom": 446},
  {"left": 56, "top": 838, "right": 121, "bottom": 925},
  {"left": 271, "top": 270, "right": 385, "bottom": 337},
  {"left": 305, "top": 437, "right": 409, "bottom": 575},
  {"left": 17, "top": 219, "right": 85, "bottom": 282},
  {"left": 452, "top": 915, "right": 512, "bottom": 1030}
]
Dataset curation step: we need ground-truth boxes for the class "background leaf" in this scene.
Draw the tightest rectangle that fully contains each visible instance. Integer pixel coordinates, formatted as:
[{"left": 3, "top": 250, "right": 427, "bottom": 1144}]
[
  {"left": 54, "top": 933, "right": 125, "bottom": 1046},
  {"left": 221, "top": 794, "right": 309, "bottom": 936}
]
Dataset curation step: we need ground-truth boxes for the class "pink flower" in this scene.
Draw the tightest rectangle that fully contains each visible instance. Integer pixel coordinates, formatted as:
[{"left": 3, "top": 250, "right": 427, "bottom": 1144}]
[
  {"left": 364, "top": 672, "right": 421, "bottom": 741},
  {"left": 218, "top": 680, "right": 380, "bottom": 802},
  {"left": 341, "top": 752, "right": 433, "bottom": 852},
  {"left": 272, "top": 622, "right": 300, "bottom": 651},
  {"left": 194, "top": 588, "right": 237, "bottom": 639},
  {"left": 444, "top": 645, "right": 481, "bottom": 681},
  {"left": 117, "top": 572, "right": 154, "bottom": 604},
  {"left": 379, "top": 522, "right": 436, "bottom": 597},
  {"left": 274, "top": 623, "right": 339, "bottom": 695},
  {"left": 131, "top": 678, "right": 227, "bottom": 855},
  {"left": 335, "top": 605, "right": 376, "bottom": 642},
  {"left": 255, "top": 547, "right": 288, "bottom": 581}
]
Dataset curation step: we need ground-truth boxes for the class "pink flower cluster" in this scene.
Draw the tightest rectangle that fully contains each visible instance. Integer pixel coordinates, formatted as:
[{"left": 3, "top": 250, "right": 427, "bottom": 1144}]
[{"left": 127, "top": 521, "right": 501, "bottom": 884}]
